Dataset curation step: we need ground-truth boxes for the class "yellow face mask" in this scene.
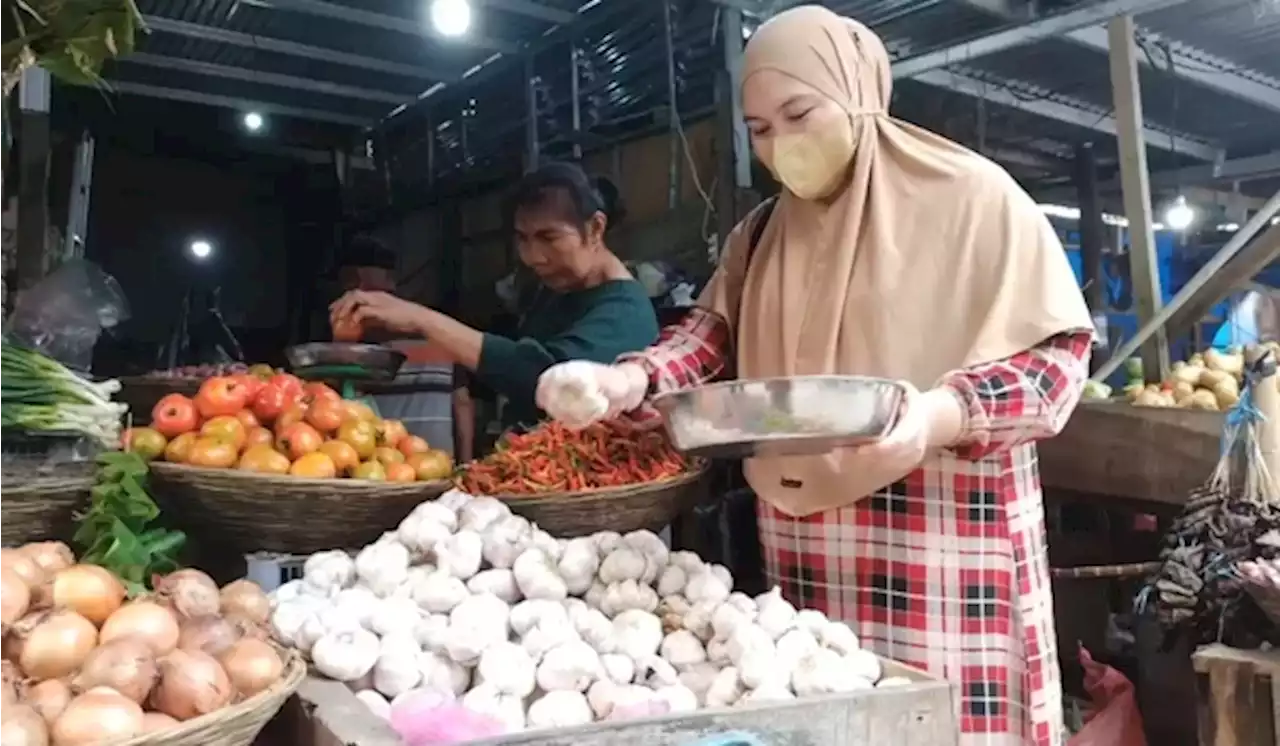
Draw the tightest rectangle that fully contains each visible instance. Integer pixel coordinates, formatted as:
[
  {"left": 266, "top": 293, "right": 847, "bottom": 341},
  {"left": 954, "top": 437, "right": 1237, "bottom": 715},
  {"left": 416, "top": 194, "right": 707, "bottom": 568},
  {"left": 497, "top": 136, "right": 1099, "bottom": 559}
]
[{"left": 768, "top": 117, "right": 856, "bottom": 200}]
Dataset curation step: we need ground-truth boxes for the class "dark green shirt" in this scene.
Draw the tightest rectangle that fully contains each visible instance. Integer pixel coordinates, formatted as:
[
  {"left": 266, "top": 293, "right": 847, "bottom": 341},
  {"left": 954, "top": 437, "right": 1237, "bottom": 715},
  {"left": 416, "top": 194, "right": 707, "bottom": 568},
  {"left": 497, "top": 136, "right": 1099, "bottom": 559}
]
[{"left": 474, "top": 279, "right": 658, "bottom": 429}]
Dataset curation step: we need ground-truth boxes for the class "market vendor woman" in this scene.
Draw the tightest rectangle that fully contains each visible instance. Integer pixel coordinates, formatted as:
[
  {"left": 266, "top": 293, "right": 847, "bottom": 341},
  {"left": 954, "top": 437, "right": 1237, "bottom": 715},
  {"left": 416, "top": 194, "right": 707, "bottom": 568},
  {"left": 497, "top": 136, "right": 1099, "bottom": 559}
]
[
  {"left": 330, "top": 162, "right": 658, "bottom": 432},
  {"left": 536, "top": 8, "right": 1092, "bottom": 746}
]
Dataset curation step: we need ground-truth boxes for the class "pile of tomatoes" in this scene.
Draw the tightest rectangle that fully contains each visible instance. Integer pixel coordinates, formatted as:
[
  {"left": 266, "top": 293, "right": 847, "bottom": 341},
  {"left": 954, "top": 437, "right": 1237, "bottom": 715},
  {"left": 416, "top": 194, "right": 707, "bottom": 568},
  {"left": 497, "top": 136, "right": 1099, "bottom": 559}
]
[{"left": 123, "top": 372, "right": 453, "bottom": 482}]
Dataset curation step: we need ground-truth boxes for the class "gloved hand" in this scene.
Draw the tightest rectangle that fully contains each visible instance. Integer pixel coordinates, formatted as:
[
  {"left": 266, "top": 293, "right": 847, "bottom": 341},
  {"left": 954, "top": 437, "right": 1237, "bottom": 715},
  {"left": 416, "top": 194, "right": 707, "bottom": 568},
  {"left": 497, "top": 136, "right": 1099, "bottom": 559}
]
[{"left": 535, "top": 360, "right": 649, "bottom": 428}]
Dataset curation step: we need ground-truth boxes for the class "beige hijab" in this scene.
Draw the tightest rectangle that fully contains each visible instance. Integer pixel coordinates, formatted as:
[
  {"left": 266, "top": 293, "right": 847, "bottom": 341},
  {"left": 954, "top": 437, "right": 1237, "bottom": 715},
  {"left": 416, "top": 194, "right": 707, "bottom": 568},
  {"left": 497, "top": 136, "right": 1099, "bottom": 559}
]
[{"left": 699, "top": 6, "right": 1092, "bottom": 517}]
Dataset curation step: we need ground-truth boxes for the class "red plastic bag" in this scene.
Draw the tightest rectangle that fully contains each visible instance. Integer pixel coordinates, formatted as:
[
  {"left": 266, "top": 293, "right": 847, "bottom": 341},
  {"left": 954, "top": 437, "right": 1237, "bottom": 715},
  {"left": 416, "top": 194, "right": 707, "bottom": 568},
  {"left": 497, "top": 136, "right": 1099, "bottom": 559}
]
[{"left": 1068, "top": 646, "right": 1147, "bottom": 746}]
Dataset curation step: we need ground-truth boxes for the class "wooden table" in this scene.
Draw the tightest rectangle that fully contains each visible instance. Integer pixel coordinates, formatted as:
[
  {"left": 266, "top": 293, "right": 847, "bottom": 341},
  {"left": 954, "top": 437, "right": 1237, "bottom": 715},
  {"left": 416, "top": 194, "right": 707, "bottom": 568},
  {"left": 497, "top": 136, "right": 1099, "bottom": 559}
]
[{"left": 1193, "top": 643, "right": 1280, "bottom": 746}]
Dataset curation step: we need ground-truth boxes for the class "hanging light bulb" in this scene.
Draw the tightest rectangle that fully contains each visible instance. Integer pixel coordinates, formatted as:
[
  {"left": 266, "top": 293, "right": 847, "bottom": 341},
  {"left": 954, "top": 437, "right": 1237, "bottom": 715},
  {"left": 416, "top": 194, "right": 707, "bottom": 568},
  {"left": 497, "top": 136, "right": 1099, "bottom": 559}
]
[
  {"left": 1164, "top": 195, "right": 1195, "bottom": 231},
  {"left": 430, "top": 0, "right": 471, "bottom": 37}
]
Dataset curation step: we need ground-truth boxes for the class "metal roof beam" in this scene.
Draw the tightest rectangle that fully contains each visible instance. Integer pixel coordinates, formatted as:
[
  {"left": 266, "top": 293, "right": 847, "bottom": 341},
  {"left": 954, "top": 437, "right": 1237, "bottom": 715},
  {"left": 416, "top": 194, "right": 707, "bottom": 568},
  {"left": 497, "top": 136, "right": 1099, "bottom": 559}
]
[
  {"left": 912, "top": 68, "right": 1221, "bottom": 161},
  {"left": 143, "top": 16, "right": 456, "bottom": 81},
  {"left": 121, "top": 53, "right": 411, "bottom": 105},
  {"left": 891, "top": 0, "right": 1195, "bottom": 78},
  {"left": 1064, "top": 27, "right": 1280, "bottom": 114},
  {"left": 478, "top": 0, "right": 575, "bottom": 24},
  {"left": 235, "top": 0, "right": 518, "bottom": 53},
  {"left": 109, "top": 81, "right": 373, "bottom": 127}
]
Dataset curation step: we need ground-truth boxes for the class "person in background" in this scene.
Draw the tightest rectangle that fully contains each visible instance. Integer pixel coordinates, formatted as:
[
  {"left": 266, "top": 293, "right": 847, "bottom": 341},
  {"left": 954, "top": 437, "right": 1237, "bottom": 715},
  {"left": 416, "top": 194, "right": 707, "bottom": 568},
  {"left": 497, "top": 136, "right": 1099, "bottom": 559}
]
[
  {"left": 535, "top": 8, "right": 1092, "bottom": 746},
  {"left": 332, "top": 162, "right": 659, "bottom": 434}
]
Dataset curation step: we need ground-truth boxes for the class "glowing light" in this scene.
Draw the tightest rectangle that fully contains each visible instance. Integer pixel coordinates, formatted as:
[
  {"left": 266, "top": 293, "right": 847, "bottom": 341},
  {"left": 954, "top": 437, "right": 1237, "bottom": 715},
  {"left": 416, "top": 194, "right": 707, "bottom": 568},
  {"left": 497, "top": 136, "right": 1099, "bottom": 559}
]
[
  {"left": 1164, "top": 195, "right": 1195, "bottom": 231},
  {"left": 431, "top": 0, "right": 471, "bottom": 37},
  {"left": 243, "top": 112, "right": 264, "bottom": 132},
  {"left": 189, "top": 240, "right": 213, "bottom": 259}
]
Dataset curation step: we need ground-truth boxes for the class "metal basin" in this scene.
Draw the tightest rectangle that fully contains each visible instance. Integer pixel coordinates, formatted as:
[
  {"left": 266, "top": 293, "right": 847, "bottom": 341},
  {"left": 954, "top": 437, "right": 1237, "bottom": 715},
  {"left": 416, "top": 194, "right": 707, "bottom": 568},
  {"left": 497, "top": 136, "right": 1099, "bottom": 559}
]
[
  {"left": 285, "top": 343, "right": 406, "bottom": 381},
  {"left": 651, "top": 375, "right": 905, "bottom": 458}
]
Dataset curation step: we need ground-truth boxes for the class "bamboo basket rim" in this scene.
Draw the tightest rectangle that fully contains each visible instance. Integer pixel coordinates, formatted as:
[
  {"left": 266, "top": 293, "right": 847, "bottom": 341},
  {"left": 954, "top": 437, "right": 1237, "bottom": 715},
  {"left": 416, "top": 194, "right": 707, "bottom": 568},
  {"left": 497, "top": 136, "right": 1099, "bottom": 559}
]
[
  {"left": 486, "top": 461, "right": 710, "bottom": 506},
  {"left": 3, "top": 475, "right": 96, "bottom": 494},
  {"left": 150, "top": 462, "right": 451, "bottom": 495},
  {"left": 114, "top": 647, "right": 307, "bottom": 746}
]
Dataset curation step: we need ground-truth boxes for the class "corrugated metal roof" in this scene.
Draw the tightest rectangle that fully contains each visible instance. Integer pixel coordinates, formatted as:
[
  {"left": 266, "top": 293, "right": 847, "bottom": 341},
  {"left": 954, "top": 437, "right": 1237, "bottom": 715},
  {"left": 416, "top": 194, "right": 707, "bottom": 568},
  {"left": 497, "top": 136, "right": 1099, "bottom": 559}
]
[{"left": 1138, "top": 0, "right": 1280, "bottom": 79}]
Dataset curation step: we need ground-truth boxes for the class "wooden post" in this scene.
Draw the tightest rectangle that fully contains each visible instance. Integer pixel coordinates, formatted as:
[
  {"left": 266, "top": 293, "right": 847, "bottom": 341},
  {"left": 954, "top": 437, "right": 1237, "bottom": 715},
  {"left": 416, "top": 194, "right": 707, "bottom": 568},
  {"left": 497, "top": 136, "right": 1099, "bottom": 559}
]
[
  {"left": 1250, "top": 346, "right": 1280, "bottom": 498},
  {"left": 1107, "top": 15, "right": 1169, "bottom": 381},
  {"left": 15, "top": 67, "right": 52, "bottom": 292}
]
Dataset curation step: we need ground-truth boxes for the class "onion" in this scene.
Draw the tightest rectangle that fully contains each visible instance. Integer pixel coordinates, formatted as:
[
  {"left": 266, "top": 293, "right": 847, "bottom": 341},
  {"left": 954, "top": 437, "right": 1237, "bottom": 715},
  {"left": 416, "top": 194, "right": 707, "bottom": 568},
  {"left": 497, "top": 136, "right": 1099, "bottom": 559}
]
[
  {"left": 151, "top": 648, "right": 234, "bottom": 721},
  {"left": 12, "top": 610, "right": 97, "bottom": 681},
  {"left": 154, "top": 569, "right": 220, "bottom": 618},
  {"left": 1, "top": 703, "right": 49, "bottom": 746},
  {"left": 3, "top": 566, "right": 32, "bottom": 627},
  {"left": 23, "top": 679, "right": 71, "bottom": 724},
  {"left": 219, "top": 638, "right": 283, "bottom": 697},
  {"left": 51, "top": 687, "right": 144, "bottom": 746},
  {"left": 71, "top": 638, "right": 158, "bottom": 704},
  {"left": 19, "top": 544, "right": 74, "bottom": 577},
  {"left": 50, "top": 566, "right": 125, "bottom": 626},
  {"left": 100, "top": 600, "right": 180, "bottom": 656},
  {"left": 177, "top": 615, "right": 243, "bottom": 658},
  {"left": 1, "top": 549, "right": 46, "bottom": 590},
  {"left": 140, "top": 712, "right": 179, "bottom": 733},
  {"left": 219, "top": 580, "right": 270, "bottom": 624},
  {"left": 2, "top": 670, "right": 17, "bottom": 707}
]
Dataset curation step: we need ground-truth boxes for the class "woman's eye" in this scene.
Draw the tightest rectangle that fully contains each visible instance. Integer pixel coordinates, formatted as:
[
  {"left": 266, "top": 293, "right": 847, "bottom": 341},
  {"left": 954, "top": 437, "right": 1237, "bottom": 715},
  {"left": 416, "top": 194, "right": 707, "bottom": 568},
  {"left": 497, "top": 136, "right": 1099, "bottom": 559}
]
[
  {"left": 785, "top": 109, "right": 813, "bottom": 122},
  {"left": 749, "top": 126, "right": 771, "bottom": 138}
]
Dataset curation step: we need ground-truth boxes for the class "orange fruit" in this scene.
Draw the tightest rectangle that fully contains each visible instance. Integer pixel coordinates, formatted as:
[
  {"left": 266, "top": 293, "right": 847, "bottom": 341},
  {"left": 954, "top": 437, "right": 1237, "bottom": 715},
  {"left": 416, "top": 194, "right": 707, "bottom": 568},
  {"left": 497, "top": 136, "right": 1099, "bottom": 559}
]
[
  {"left": 337, "top": 420, "right": 378, "bottom": 460},
  {"left": 244, "top": 426, "right": 275, "bottom": 450},
  {"left": 289, "top": 452, "right": 337, "bottom": 479},
  {"left": 201, "top": 415, "right": 247, "bottom": 451},
  {"left": 187, "top": 437, "right": 239, "bottom": 469},
  {"left": 384, "top": 462, "right": 416, "bottom": 483},
  {"left": 397, "top": 435, "right": 430, "bottom": 459},
  {"left": 164, "top": 432, "right": 198, "bottom": 463},
  {"left": 341, "top": 401, "right": 377, "bottom": 424},
  {"left": 306, "top": 399, "right": 347, "bottom": 434},
  {"left": 407, "top": 450, "right": 454, "bottom": 481},
  {"left": 122, "top": 427, "right": 167, "bottom": 461},
  {"left": 238, "top": 445, "right": 290, "bottom": 474},
  {"left": 319, "top": 440, "right": 359, "bottom": 474},
  {"left": 351, "top": 461, "right": 386, "bottom": 480},
  {"left": 276, "top": 423, "right": 323, "bottom": 460},
  {"left": 373, "top": 447, "right": 404, "bottom": 466},
  {"left": 377, "top": 420, "right": 409, "bottom": 448}
]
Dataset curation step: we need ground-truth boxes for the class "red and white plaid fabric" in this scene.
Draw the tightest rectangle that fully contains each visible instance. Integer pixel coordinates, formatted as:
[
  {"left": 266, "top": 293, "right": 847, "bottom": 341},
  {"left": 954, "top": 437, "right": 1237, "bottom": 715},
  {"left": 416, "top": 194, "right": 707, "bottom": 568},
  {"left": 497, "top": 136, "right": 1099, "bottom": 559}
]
[{"left": 621, "top": 309, "right": 1093, "bottom": 746}]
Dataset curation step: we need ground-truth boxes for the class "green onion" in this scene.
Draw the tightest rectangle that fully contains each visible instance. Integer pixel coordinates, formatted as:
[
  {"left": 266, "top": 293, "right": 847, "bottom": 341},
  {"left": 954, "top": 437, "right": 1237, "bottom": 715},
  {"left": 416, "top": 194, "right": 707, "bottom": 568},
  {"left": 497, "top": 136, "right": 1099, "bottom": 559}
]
[{"left": 1, "top": 340, "right": 127, "bottom": 446}]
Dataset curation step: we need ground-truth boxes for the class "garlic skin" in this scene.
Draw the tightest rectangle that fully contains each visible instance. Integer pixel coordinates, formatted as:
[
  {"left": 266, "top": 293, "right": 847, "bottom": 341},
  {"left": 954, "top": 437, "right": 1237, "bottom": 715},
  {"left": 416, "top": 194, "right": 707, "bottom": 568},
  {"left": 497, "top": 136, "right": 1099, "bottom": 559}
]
[
  {"left": 527, "top": 690, "right": 593, "bottom": 730},
  {"left": 303, "top": 550, "right": 355, "bottom": 594},
  {"left": 312, "top": 627, "right": 380, "bottom": 681},
  {"left": 478, "top": 641, "right": 536, "bottom": 697},
  {"left": 467, "top": 568, "right": 522, "bottom": 605},
  {"left": 355, "top": 541, "right": 411, "bottom": 597},
  {"left": 513, "top": 548, "right": 569, "bottom": 601},
  {"left": 372, "top": 637, "right": 422, "bottom": 698},
  {"left": 557, "top": 538, "right": 600, "bottom": 596},
  {"left": 462, "top": 683, "right": 527, "bottom": 733},
  {"left": 435, "top": 530, "right": 484, "bottom": 580},
  {"left": 536, "top": 640, "right": 602, "bottom": 692},
  {"left": 411, "top": 570, "right": 469, "bottom": 613},
  {"left": 659, "top": 630, "right": 707, "bottom": 668}
]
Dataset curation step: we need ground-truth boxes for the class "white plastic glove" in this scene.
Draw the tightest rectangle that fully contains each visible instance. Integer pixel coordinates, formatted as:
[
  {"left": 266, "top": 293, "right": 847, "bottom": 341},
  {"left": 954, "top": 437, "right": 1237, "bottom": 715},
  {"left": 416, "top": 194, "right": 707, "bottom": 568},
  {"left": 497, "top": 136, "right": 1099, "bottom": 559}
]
[{"left": 536, "top": 361, "right": 648, "bottom": 428}]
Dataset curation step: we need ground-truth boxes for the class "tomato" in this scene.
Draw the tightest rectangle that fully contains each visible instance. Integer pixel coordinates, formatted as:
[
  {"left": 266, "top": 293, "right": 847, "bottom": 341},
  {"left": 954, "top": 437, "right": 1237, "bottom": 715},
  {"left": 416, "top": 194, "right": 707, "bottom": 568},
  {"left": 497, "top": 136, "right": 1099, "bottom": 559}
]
[
  {"left": 407, "top": 450, "right": 454, "bottom": 481},
  {"left": 319, "top": 440, "right": 359, "bottom": 474},
  {"left": 276, "top": 422, "right": 323, "bottom": 460},
  {"left": 164, "top": 432, "right": 198, "bottom": 463},
  {"left": 373, "top": 447, "right": 405, "bottom": 466},
  {"left": 238, "top": 445, "right": 290, "bottom": 474},
  {"left": 397, "top": 435, "right": 431, "bottom": 459},
  {"left": 122, "top": 427, "right": 167, "bottom": 461},
  {"left": 351, "top": 461, "right": 386, "bottom": 480},
  {"left": 195, "top": 376, "right": 251, "bottom": 419},
  {"left": 274, "top": 405, "right": 309, "bottom": 437},
  {"left": 244, "top": 426, "right": 275, "bottom": 450},
  {"left": 252, "top": 385, "right": 291, "bottom": 424},
  {"left": 306, "top": 400, "right": 347, "bottom": 433},
  {"left": 302, "top": 382, "right": 341, "bottom": 405},
  {"left": 268, "top": 373, "right": 304, "bottom": 398},
  {"left": 231, "top": 373, "right": 265, "bottom": 402},
  {"left": 187, "top": 437, "right": 239, "bottom": 468},
  {"left": 341, "top": 400, "right": 377, "bottom": 424},
  {"left": 290, "top": 452, "right": 337, "bottom": 479},
  {"left": 377, "top": 420, "right": 409, "bottom": 449},
  {"left": 235, "top": 409, "right": 260, "bottom": 430},
  {"left": 200, "top": 415, "right": 247, "bottom": 451},
  {"left": 384, "top": 462, "right": 416, "bottom": 483},
  {"left": 337, "top": 420, "right": 378, "bottom": 460},
  {"left": 248, "top": 364, "right": 276, "bottom": 380},
  {"left": 151, "top": 394, "right": 199, "bottom": 438},
  {"left": 332, "top": 316, "right": 362, "bottom": 342}
]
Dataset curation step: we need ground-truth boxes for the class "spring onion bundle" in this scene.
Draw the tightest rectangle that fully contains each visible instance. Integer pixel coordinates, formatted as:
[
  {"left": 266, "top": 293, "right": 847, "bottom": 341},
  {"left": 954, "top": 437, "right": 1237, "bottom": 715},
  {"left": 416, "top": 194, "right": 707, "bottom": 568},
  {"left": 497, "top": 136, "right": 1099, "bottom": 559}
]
[{"left": 1, "top": 340, "right": 126, "bottom": 446}]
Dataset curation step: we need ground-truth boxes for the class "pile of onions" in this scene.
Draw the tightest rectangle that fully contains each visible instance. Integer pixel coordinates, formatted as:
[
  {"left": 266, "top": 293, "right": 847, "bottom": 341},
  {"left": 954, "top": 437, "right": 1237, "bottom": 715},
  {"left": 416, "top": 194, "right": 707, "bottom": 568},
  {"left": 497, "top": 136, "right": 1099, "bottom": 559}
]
[
  {"left": 23, "top": 678, "right": 71, "bottom": 724},
  {"left": 154, "top": 569, "right": 220, "bottom": 619},
  {"left": 219, "top": 638, "right": 283, "bottom": 697},
  {"left": 11, "top": 610, "right": 98, "bottom": 680},
  {"left": 3, "top": 566, "right": 31, "bottom": 628},
  {"left": 52, "top": 687, "right": 145, "bottom": 745},
  {"left": 50, "top": 565, "right": 125, "bottom": 626},
  {"left": 1, "top": 703, "right": 48, "bottom": 746},
  {"left": 219, "top": 580, "right": 270, "bottom": 625},
  {"left": 151, "top": 648, "right": 234, "bottom": 720},
  {"left": 177, "top": 615, "right": 244, "bottom": 658},
  {"left": 72, "top": 638, "right": 159, "bottom": 704},
  {"left": 100, "top": 600, "right": 181, "bottom": 656}
]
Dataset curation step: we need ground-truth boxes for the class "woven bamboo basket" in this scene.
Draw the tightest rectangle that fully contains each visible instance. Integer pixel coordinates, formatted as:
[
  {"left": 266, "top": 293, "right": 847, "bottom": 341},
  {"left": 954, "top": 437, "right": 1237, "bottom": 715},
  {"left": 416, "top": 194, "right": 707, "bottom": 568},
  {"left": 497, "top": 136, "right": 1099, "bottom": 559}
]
[
  {"left": 1, "top": 477, "right": 93, "bottom": 545},
  {"left": 148, "top": 463, "right": 450, "bottom": 555},
  {"left": 115, "top": 648, "right": 306, "bottom": 746},
  {"left": 492, "top": 463, "right": 710, "bottom": 537}
]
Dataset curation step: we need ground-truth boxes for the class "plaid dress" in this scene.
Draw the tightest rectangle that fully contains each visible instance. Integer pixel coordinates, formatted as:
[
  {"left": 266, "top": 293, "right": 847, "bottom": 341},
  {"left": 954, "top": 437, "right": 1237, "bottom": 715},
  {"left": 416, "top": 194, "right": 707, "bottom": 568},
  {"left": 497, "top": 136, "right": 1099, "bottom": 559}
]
[{"left": 621, "top": 309, "right": 1092, "bottom": 746}]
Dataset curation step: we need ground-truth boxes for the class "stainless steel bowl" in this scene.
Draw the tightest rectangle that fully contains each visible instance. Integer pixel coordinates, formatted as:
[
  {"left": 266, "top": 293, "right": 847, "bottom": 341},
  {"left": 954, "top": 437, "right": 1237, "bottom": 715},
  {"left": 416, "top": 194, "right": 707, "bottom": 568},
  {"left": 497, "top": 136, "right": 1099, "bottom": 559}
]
[
  {"left": 651, "top": 375, "right": 905, "bottom": 458},
  {"left": 285, "top": 343, "right": 407, "bottom": 380}
]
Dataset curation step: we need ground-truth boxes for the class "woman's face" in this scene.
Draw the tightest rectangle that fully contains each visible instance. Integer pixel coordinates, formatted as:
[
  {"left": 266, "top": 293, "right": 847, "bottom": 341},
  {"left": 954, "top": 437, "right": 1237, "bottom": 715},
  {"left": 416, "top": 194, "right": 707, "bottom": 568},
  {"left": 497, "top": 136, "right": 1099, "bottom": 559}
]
[
  {"left": 513, "top": 198, "right": 607, "bottom": 292},
  {"left": 742, "top": 70, "right": 849, "bottom": 169}
]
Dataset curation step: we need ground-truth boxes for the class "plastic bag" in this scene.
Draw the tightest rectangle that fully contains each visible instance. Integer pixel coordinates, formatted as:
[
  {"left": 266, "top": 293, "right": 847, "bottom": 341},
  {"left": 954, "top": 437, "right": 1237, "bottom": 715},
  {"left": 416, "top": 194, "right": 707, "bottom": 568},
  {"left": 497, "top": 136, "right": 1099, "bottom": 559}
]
[
  {"left": 1068, "top": 646, "right": 1147, "bottom": 746},
  {"left": 389, "top": 689, "right": 506, "bottom": 745},
  {"left": 5, "top": 259, "right": 129, "bottom": 372}
]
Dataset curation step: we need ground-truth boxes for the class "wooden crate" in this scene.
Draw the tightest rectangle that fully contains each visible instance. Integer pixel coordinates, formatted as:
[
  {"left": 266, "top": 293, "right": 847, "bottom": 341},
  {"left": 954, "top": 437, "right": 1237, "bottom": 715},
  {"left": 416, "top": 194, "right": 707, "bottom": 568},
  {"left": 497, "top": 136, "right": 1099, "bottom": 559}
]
[
  {"left": 1193, "top": 644, "right": 1280, "bottom": 746},
  {"left": 276, "top": 657, "right": 957, "bottom": 746}
]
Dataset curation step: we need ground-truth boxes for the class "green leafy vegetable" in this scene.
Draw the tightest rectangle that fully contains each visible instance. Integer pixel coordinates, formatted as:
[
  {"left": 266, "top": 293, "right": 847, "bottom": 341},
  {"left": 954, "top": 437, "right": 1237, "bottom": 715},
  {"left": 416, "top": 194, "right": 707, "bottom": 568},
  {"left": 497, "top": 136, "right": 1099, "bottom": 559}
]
[
  {"left": 2, "top": 0, "right": 146, "bottom": 94},
  {"left": 74, "top": 450, "right": 185, "bottom": 595},
  {"left": 1, "top": 339, "right": 127, "bottom": 445}
]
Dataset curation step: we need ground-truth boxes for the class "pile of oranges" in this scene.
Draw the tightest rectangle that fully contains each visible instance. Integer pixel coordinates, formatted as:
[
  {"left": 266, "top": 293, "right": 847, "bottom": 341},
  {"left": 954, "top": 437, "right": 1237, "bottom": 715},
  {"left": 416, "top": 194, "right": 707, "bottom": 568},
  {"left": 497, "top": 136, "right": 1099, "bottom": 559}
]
[{"left": 123, "top": 372, "right": 453, "bottom": 482}]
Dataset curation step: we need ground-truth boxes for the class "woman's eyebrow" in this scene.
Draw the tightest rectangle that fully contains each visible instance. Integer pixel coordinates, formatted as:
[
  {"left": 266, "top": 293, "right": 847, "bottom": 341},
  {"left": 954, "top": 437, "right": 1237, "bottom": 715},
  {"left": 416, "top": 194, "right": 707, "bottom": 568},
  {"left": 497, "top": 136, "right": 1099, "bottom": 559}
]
[{"left": 778, "top": 95, "right": 810, "bottom": 110}]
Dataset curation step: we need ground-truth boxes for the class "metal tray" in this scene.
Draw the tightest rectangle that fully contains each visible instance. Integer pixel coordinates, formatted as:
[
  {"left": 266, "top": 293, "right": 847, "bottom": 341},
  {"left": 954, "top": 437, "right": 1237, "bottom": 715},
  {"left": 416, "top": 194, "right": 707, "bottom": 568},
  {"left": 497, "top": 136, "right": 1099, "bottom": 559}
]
[
  {"left": 651, "top": 375, "right": 905, "bottom": 458},
  {"left": 285, "top": 343, "right": 406, "bottom": 381}
]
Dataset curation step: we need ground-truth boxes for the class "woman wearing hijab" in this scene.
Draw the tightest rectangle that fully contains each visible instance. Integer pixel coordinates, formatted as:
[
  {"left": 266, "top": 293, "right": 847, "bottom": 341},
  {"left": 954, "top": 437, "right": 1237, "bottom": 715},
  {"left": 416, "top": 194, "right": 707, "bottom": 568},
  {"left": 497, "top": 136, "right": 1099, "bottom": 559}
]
[{"left": 535, "top": 7, "right": 1092, "bottom": 745}]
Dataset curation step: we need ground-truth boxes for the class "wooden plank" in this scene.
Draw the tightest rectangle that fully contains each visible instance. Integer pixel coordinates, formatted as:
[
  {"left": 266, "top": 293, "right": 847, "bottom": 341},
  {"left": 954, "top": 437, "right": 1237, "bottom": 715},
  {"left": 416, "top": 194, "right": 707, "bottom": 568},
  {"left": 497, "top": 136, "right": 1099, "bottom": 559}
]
[
  {"left": 1038, "top": 402, "right": 1221, "bottom": 505},
  {"left": 1107, "top": 14, "right": 1169, "bottom": 380},
  {"left": 1164, "top": 224, "right": 1280, "bottom": 341},
  {"left": 289, "top": 658, "right": 957, "bottom": 746},
  {"left": 1193, "top": 645, "right": 1280, "bottom": 746}
]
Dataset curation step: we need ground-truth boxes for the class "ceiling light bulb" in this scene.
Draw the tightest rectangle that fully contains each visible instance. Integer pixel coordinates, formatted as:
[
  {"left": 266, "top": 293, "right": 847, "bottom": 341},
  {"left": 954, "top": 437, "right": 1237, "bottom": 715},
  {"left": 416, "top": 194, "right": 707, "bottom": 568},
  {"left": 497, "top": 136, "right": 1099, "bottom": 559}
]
[
  {"left": 189, "top": 240, "right": 213, "bottom": 259},
  {"left": 431, "top": 0, "right": 471, "bottom": 37},
  {"left": 243, "top": 112, "right": 264, "bottom": 132},
  {"left": 1164, "top": 195, "right": 1195, "bottom": 231}
]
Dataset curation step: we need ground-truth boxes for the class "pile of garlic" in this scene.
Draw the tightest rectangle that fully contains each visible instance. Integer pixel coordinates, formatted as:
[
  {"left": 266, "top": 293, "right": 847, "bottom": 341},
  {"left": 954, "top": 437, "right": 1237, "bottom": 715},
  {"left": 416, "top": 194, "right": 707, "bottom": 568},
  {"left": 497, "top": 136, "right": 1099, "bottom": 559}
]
[{"left": 269, "top": 489, "right": 908, "bottom": 735}]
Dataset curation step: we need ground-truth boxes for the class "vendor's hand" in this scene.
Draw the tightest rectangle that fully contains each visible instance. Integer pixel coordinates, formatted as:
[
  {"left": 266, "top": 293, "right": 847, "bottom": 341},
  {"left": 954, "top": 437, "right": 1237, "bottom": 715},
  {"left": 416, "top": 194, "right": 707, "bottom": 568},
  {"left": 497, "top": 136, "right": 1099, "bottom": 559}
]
[
  {"left": 536, "top": 361, "right": 649, "bottom": 429},
  {"left": 330, "top": 290, "right": 428, "bottom": 337},
  {"left": 838, "top": 382, "right": 962, "bottom": 473}
]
